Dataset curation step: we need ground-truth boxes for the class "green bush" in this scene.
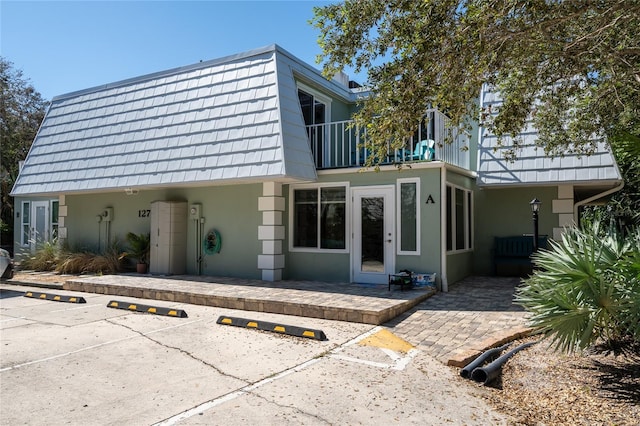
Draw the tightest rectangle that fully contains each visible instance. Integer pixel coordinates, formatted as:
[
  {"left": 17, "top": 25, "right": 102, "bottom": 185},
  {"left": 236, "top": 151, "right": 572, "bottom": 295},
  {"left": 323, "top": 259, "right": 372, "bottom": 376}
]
[{"left": 516, "top": 221, "right": 640, "bottom": 355}]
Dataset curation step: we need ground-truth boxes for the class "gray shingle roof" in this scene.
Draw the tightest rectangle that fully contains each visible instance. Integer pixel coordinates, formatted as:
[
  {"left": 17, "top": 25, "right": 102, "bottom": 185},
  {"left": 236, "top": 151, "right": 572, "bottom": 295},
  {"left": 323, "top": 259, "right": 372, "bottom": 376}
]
[
  {"left": 477, "top": 85, "right": 622, "bottom": 187},
  {"left": 12, "top": 45, "right": 329, "bottom": 196}
]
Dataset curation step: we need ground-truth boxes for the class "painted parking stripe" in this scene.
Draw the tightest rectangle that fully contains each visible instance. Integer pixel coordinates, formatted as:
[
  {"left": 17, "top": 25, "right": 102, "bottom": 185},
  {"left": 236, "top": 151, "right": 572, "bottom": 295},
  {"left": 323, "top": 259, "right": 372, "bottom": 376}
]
[
  {"left": 329, "top": 326, "right": 419, "bottom": 371},
  {"left": 153, "top": 327, "right": 381, "bottom": 426},
  {"left": 358, "top": 328, "right": 415, "bottom": 353},
  {"left": 0, "top": 316, "right": 27, "bottom": 323},
  {"left": 24, "top": 291, "right": 86, "bottom": 304},
  {"left": 216, "top": 315, "right": 327, "bottom": 341},
  {"left": 107, "top": 300, "right": 188, "bottom": 318},
  {"left": 0, "top": 319, "right": 204, "bottom": 372}
]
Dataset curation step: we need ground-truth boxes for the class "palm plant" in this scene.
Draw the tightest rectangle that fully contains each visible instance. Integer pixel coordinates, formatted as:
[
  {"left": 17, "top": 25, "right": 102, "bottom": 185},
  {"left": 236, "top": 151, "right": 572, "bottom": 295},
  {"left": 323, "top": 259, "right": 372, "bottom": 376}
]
[
  {"left": 125, "top": 232, "right": 150, "bottom": 265},
  {"left": 516, "top": 221, "right": 640, "bottom": 355}
]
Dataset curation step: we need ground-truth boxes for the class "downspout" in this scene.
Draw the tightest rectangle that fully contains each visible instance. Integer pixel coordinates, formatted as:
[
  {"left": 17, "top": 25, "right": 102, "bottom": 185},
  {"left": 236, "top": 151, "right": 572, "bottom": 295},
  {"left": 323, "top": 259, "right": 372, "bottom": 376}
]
[
  {"left": 573, "top": 181, "right": 624, "bottom": 224},
  {"left": 440, "top": 165, "right": 448, "bottom": 292}
]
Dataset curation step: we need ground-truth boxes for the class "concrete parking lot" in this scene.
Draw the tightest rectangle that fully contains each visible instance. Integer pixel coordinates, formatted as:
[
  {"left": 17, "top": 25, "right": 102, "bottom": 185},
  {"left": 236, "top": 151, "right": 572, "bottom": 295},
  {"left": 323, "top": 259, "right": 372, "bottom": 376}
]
[{"left": 1, "top": 283, "right": 509, "bottom": 425}]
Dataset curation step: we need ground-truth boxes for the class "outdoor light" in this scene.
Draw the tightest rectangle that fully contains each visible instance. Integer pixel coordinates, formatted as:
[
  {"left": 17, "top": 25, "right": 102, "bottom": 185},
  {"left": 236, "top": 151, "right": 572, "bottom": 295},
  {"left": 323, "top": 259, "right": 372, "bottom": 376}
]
[
  {"left": 530, "top": 198, "right": 541, "bottom": 251},
  {"left": 530, "top": 198, "right": 541, "bottom": 213}
]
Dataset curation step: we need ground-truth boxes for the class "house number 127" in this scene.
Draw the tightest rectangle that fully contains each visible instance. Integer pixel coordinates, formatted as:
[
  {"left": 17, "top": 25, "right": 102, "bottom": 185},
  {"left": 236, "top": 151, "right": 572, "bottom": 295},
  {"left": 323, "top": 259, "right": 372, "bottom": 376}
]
[{"left": 138, "top": 210, "right": 151, "bottom": 217}]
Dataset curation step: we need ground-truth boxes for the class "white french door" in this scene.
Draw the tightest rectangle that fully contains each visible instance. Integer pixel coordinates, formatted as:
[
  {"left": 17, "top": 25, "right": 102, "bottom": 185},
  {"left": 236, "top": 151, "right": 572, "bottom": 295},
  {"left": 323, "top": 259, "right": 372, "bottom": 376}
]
[
  {"left": 30, "top": 201, "right": 50, "bottom": 253},
  {"left": 352, "top": 186, "right": 395, "bottom": 284}
]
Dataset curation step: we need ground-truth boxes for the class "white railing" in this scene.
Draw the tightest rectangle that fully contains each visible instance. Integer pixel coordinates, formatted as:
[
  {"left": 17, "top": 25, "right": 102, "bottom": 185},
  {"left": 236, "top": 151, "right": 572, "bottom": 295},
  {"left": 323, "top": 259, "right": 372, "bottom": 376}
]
[{"left": 305, "top": 109, "right": 470, "bottom": 170}]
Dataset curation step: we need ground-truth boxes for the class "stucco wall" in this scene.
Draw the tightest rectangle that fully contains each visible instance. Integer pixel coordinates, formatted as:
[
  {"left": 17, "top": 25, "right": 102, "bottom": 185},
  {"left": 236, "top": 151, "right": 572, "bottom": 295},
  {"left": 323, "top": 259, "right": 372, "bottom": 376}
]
[
  {"left": 473, "top": 186, "right": 558, "bottom": 275},
  {"left": 284, "top": 166, "right": 444, "bottom": 282},
  {"left": 63, "top": 184, "right": 263, "bottom": 278}
]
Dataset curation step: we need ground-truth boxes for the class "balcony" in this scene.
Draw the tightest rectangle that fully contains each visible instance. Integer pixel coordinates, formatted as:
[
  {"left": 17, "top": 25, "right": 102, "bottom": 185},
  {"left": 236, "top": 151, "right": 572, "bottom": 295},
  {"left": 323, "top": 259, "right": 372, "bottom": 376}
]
[{"left": 305, "top": 109, "right": 470, "bottom": 170}]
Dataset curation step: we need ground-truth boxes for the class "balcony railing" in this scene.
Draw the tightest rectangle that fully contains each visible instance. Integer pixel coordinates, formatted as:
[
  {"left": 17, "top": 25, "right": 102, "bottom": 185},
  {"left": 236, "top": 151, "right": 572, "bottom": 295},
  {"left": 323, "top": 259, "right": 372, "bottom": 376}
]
[{"left": 305, "top": 109, "right": 470, "bottom": 170}]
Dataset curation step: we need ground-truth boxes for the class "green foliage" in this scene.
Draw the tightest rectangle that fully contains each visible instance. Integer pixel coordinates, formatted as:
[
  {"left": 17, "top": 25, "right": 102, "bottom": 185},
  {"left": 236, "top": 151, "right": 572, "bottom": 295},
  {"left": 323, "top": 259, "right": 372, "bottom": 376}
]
[
  {"left": 312, "top": 1, "right": 639, "bottom": 162},
  {"left": 516, "top": 222, "right": 640, "bottom": 355},
  {"left": 125, "top": 232, "right": 150, "bottom": 264},
  {"left": 582, "top": 126, "right": 640, "bottom": 228},
  {"left": 0, "top": 57, "right": 48, "bottom": 244}
]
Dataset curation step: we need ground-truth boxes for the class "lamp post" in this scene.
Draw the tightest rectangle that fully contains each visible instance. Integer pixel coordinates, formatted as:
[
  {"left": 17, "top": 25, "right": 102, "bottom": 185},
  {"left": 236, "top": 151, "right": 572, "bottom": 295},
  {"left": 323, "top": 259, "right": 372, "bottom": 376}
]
[{"left": 530, "top": 198, "right": 542, "bottom": 252}]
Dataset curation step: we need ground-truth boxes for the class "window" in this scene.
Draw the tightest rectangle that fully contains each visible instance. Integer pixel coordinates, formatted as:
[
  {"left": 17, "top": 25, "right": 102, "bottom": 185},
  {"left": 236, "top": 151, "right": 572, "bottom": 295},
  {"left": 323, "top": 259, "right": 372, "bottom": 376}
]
[
  {"left": 297, "top": 83, "right": 331, "bottom": 168},
  {"left": 291, "top": 185, "right": 347, "bottom": 251},
  {"left": 21, "top": 201, "right": 30, "bottom": 246},
  {"left": 397, "top": 178, "right": 420, "bottom": 254},
  {"left": 446, "top": 185, "right": 473, "bottom": 252},
  {"left": 51, "top": 200, "right": 59, "bottom": 241}
]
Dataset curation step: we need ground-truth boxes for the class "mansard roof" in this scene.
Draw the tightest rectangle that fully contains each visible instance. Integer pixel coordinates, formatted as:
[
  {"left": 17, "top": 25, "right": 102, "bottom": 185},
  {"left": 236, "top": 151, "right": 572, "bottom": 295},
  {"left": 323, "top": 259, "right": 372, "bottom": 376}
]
[{"left": 12, "top": 45, "right": 356, "bottom": 196}]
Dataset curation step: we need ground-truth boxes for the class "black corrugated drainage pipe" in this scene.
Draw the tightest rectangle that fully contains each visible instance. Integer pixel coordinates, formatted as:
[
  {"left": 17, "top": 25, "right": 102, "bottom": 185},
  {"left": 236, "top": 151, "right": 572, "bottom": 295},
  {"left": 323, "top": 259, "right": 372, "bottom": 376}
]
[
  {"left": 470, "top": 341, "right": 538, "bottom": 385},
  {"left": 460, "top": 343, "right": 510, "bottom": 379}
]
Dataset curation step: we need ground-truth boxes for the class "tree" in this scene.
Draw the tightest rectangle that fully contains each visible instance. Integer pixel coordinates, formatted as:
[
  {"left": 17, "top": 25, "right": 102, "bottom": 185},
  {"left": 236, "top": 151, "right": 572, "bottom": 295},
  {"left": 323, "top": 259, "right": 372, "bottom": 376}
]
[
  {"left": 312, "top": 0, "right": 640, "bottom": 163},
  {"left": 0, "top": 57, "right": 48, "bottom": 247}
]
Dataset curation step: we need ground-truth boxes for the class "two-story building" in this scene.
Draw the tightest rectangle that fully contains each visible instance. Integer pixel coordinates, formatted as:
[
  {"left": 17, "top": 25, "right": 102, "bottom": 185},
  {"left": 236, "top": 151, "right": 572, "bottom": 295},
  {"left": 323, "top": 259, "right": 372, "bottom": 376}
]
[{"left": 11, "top": 44, "right": 622, "bottom": 290}]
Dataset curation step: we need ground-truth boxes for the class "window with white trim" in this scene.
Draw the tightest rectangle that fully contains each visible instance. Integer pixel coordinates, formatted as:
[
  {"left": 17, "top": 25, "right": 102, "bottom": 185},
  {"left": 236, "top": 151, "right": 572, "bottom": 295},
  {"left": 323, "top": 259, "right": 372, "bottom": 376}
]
[
  {"left": 21, "top": 201, "right": 30, "bottom": 246},
  {"left": 51, "top": 200, "right": 59, "bottom": 241},
  {"left": 291, "top": 184, "right": 347, "bottom": 251},
  {"left": 397, "top": 178, "right": 420, "bottom": 254},
  {"left": 297, "top": 82, "right": 332, "bottom": 168},
  {"left": 446, "top": 185, "right": 473, "bottom": 252}
]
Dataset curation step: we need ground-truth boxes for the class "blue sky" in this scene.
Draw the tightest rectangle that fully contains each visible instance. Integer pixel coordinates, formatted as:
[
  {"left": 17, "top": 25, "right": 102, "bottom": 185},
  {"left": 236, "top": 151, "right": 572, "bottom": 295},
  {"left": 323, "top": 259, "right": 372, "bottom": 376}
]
[{"left": 1, "top": 1, "right": 361, "bottom": 100}]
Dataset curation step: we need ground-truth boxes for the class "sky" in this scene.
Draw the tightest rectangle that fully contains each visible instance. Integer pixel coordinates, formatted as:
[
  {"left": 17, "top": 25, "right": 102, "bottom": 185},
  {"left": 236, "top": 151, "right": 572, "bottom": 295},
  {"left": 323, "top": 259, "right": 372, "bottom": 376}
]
[{"left": 1, "top": 0, "right": 362, "bottom": 101}]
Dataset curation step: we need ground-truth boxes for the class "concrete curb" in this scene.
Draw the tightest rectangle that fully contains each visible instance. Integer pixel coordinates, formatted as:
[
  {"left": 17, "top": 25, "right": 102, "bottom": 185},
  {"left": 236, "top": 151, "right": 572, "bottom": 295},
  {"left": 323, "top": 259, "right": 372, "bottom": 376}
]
[
  {"left": 2, "top": 279, "right": 64, "bottom": 290},
  {"left": 446, "top": 326, "right": 536, "bottom": 368}
]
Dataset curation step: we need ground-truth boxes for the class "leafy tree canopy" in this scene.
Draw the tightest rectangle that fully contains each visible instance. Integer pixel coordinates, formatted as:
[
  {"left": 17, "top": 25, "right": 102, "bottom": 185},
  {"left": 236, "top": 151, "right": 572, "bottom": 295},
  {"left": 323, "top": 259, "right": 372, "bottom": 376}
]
[
  {"left": 0, "top": 57, "right": 48, "bottom": 239},
  {"left": 312, "top": 0, "right": 640, "bottom": 161}
]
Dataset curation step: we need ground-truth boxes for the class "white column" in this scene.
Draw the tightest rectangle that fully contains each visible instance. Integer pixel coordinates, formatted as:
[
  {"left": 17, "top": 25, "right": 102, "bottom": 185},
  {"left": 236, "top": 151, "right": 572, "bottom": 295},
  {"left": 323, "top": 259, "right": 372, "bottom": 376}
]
[{"left": 258, "top": 182, "right": 285, "bottom": 281}]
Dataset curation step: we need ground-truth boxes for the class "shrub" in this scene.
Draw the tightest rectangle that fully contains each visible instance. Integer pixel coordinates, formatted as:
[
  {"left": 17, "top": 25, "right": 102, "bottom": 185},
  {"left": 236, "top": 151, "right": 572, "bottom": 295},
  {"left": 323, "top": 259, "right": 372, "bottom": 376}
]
[
  {"left": 516, "top": 221, "right": 640, "bottom": 356},
  {"left": 19, "top": 240, "right": 126, "bottom": 275},
  {"left": 56, "top": 243, "right": 126, "bottom": 274},
  {"left": 19, "top": 241, "right": 58, "bottom": 271}
]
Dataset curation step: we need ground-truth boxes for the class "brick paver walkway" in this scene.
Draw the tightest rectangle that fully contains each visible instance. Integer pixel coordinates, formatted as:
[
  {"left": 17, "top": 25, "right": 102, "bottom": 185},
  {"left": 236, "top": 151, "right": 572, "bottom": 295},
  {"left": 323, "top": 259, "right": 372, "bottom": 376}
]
[{"left": 386, "top": 276, "right": 530, "bottom": 364}]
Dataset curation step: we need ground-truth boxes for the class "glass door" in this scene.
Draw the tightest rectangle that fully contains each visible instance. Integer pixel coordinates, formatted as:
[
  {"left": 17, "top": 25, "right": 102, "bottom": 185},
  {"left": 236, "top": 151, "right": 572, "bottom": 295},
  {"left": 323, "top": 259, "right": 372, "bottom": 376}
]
[
  {"left": 352, "top": 186, "right": 395, "bottom": 283},
  {"left": 30, "top": 201, "right": 49, "bottom": 253},
  {"left": 298, "top": 88, "right": 328, "bottom": 167}
]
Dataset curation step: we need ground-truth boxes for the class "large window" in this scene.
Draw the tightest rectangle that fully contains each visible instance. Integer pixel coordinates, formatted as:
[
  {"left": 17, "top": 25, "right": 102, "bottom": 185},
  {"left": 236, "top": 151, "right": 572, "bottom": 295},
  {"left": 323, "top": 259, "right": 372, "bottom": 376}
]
[
  {"left": 397, "top": 178, "right": 420, "bottom": 254},
  {"left": 446, "top": 185, "right": 473, "bottom": 252},
  {"left": 291, "top": 185, "right": 347, "bottom": 251}
]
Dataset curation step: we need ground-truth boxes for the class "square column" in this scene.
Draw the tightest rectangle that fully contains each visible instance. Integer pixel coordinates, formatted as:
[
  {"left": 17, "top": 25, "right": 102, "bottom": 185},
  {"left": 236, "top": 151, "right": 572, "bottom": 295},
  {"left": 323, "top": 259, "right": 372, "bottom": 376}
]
[
  {"left": 57, "top": 195, "right": 68, "bottom": 241},
  {"left": 258, "top": 182, "right": 285, "bottom": 281},
  {"left": 553, "top": 185, "right": 574, "bottom": 240}
]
